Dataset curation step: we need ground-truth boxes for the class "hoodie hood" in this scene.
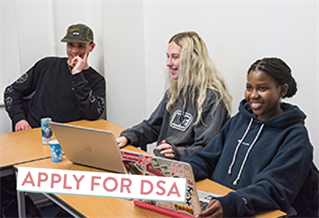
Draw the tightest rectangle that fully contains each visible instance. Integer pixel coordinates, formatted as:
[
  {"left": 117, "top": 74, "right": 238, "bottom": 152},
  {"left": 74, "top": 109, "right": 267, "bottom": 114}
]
[
  {"left": 226, "top": 99, "right": 308, "bottom": 186},
  {"left": 239, "top": 99, "right": 306, "bottom": 128},
  {"left": 183, "top": 100, "right": 313, "bottom": 217}
]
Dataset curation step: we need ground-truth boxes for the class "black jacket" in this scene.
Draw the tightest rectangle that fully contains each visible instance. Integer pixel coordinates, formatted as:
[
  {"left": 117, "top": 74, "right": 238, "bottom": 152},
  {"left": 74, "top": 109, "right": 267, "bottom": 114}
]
[{"left": 4, "top": 57, "right": 105, "bottom": 127}]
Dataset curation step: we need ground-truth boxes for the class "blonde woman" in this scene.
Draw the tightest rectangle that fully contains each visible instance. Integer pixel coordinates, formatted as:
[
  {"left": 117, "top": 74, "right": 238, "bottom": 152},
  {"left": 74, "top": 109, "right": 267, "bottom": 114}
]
[{"left": 116, "top": 31, "right": 232, "bottom": 160}]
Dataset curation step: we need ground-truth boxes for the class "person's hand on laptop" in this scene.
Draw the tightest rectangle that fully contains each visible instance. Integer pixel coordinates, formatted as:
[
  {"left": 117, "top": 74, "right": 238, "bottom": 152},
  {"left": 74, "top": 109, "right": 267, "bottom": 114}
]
[
  {"left": 154, "top": 140, "right": 175, "bottom": 159},
  {"left": 116, "top": 136, "right": 128, "bottom": 148},
  {"left": 196, "top": 199, "right": 223, "bottom": 218}
]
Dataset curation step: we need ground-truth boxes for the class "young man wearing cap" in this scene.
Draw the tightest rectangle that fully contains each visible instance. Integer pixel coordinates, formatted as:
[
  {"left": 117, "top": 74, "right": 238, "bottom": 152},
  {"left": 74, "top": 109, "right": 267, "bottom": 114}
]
[{"left": 4, "top": 23, "right": 106, "bottom": 131}]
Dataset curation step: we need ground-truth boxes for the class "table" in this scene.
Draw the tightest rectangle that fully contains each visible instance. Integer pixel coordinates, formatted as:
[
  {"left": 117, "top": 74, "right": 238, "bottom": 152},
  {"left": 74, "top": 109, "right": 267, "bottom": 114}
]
[
  {"left": 15, "top": 146, "right": 167, "bottom": 218},
  {"left": 3, "top": 119, "right": 286, "bottom": 217},
  {"left": 196, "top": 179, "right": 286, "bottom": 218},
  {"left": 0, "top": 119, "right": 129, "bottom": 217},
  {"left": 0, "top": 119, "right": 125, "bottom": 176},
  {"left": 14, "top": 154, "right": 285, "bottom": 218}
]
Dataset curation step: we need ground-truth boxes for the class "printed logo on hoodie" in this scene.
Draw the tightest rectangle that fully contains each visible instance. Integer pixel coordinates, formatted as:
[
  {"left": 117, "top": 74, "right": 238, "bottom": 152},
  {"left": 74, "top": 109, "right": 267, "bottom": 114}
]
[{"left": 170, "top": 110, "right": 193, "bottom": 131}]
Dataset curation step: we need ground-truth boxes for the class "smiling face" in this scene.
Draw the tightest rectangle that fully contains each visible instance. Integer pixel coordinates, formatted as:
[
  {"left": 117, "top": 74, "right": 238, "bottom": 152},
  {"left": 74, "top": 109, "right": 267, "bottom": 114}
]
[
  {"left": 66, "top": 42, "right": 95, "bottom": 65},
  {"left": 245, "top": 70, "right": 288, "bottom": 121},
  {"left": 166, "top": 42, "right": 182, "bottom": 80}
]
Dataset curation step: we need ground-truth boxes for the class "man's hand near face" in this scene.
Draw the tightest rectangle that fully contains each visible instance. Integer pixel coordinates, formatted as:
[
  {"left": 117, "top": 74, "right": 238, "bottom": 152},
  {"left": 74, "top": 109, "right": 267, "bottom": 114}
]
[{"left": 70, "top": 49, "right": 89, "bottom": 75}]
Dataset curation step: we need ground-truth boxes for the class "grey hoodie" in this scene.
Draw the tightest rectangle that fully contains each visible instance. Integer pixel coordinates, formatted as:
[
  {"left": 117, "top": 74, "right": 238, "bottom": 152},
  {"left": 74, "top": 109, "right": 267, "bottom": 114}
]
[{"left": 121, "top": 89, "right": 229, "bottom": 160}]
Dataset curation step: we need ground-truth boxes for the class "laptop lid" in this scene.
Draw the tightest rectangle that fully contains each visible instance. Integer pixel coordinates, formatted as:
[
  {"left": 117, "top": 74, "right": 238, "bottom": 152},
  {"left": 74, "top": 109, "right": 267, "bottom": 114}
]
[
  {"left": 49, "top": 122, "right": 127, "bottom": 174},
  {"left": 120, "top": 150, "right": 216, "bottom": 216}
]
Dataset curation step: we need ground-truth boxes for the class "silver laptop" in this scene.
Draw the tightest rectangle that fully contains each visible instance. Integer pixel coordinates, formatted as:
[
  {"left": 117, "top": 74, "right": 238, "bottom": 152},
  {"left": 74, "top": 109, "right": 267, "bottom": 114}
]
[
  {"left": 49, "top": 122, "right": 127, "bottom": 174},
  {"left": 120, "top": 149, "right": 222, "bottom": 216}
]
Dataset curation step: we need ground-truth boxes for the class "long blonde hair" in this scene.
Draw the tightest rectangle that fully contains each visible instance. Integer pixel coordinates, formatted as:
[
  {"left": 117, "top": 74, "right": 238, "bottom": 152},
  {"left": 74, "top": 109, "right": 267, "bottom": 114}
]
[{"left": 166, "top": 31, "right": 232, "bottom": 124}]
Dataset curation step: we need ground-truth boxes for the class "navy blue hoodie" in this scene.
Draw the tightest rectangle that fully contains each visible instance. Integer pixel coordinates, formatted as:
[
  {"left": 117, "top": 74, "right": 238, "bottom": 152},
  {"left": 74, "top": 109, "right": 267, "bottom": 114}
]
[{"left": 183, "top": 99, "right": 313, "bottom": 217}]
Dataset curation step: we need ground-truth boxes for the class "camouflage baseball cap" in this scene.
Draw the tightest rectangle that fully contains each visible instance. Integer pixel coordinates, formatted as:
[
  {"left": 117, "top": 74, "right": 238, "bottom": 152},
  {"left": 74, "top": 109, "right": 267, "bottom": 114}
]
[{"left": 61, "top": 24, "right": 94, "bottom": 44}]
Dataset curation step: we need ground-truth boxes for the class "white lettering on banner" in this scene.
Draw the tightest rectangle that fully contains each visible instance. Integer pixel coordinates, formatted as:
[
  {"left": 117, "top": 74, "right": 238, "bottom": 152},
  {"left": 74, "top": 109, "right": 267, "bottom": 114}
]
[{"left": 17, "top": 167, "right": 187, "bottom": 202}]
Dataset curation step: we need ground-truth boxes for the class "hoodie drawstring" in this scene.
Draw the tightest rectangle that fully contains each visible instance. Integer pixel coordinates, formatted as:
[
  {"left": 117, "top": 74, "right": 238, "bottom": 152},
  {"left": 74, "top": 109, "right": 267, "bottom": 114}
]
[
  {"left": 228, "top": 118, "right": 264, "bottom": 186},
  {"left": 228, "top": 118, "right": 253, "bottom": 175}
]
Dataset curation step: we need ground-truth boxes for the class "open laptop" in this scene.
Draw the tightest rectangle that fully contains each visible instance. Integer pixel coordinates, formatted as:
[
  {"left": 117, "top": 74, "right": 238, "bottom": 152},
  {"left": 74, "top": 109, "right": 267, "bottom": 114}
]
[
  {"left": 50, "top": 121, "right": 220, "bottom": 216},
  {"left": 120, "top": 149, "right": 222, "bottom": 217},
  {"left": 49, "top": 122, "right": 127, "bottom": 174}
]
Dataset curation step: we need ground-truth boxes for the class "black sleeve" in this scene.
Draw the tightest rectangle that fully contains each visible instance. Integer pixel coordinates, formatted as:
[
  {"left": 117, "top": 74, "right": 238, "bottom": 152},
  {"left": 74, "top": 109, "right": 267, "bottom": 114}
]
[
  {"left": 182, "top": 119, "right": 230, "bottom": 180},
  {"left": 71, "top": 71, "right": 106, "bottom": 120},
  {"left": 4, "top": 59, "right": 43, "bottom": 124}
]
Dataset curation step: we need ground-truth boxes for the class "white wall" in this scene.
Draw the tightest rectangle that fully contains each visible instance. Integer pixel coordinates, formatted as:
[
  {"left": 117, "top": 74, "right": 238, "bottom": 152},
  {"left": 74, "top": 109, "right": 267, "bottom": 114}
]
[
  {"left": 101, "top": 1, "right": 147, "bottom": 126},
  {"left": 0, "top": 0, "right": 56, "bottom": 133},
  {"left": 0, "top": 1, "right": 318, "bottom": 167},
  {"left": 118, "top": 1, "right": 319, "bottom": 165}
]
